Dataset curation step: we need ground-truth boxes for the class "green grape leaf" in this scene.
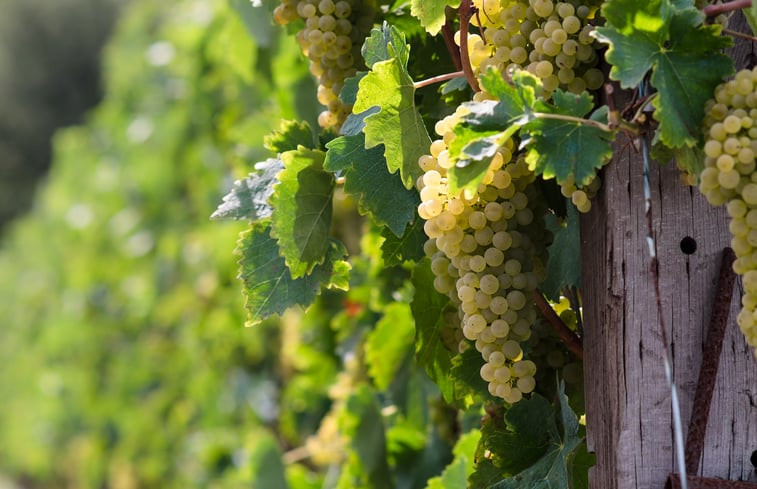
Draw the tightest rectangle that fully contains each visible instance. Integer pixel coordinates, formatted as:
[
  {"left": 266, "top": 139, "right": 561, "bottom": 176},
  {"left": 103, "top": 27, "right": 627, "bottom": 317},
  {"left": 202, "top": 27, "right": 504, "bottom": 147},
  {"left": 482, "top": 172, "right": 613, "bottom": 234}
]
[
  {"left": 450, "top": 347, "right": 489, "bottom": 400},
  {"left": 469, "top": 458, "right": 506, "bottom": 489},
  {"left": 340, "top": 72, "right": 368, "bottom": 106},
  {"left": 381, "top": 218, "right": 426, "bottom": 266},
  {"left": 365, "top": 303, "right": 415, "bottom": 390},
  {"left": 489, "top": 384, "right": 583, "bottom": 489},
  {"left": 270, "top": 147, "right": 334, "bottom": 278},
  {"left": 236, "top": 223, "right": 349, "bottom": 325},
  {"left": 476, "top": 395, "right": 554, "bottom": 476},
  {"left": 211, "top": 158, "right": 283, "bottom": 221},
  {"left": 521, "top": 89, "right": 614, "bottom": 186},
  {"left": 441, "top": 76, "right": 469, "bottom": 95},
  {"left": 362, "top": 23, "right": 409, "bottom": 68},
  {"left": 325, "top": 134, "right": 419, "bottom": 236},
  {"left": 424, "top": 429, "right": 481, "bottom": 489},
  {"left": 651, "top": 131, "right": 705, "bottom": 177},
  {"left": 341, "top": 106, "right": 379, "bottom": 137},
  {"left": 339, "top": 386, "right": 393, "bottom": 489},
  {"left": 444, "top": 69, "right": 536, "bottom": 195},
  {"left": 542, "top": 204, "right": 581, "bottom": 301},
  {"left": 354, "top": 24, "right": 430, "bottom": 189},
  {"left": 410, "top": 0, "right": 461, "bottom": 35},
  {"left": 446, "top": 155, "right": 498, "bottom": 197},
  {"left": 263, "top": 119, "right": 315, "bottom": 153},
  {"left": 594, "top": 0, "right": 732, "bottom": 147},
  {"left": 411, "top": 259, "right": 454, "bottom": 402}
]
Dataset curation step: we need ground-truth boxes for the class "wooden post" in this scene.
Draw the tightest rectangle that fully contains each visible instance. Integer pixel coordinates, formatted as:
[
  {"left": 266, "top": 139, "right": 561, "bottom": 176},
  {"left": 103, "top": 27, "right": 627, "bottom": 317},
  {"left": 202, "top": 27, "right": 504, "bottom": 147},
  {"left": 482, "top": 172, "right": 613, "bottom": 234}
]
[{"left": 581, "top": 95, "right": 757, "bottom": 489}]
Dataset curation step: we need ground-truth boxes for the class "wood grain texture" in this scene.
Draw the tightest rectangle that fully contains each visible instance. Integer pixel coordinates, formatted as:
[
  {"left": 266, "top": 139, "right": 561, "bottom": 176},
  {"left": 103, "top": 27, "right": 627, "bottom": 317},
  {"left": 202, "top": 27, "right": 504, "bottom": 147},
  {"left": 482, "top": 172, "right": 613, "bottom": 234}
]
[
  {"left": 581, "top": 15, "right": 757, "bottom": 488},
  {"left": 581, "top": 132, "right": 757, "bottom": 488}
]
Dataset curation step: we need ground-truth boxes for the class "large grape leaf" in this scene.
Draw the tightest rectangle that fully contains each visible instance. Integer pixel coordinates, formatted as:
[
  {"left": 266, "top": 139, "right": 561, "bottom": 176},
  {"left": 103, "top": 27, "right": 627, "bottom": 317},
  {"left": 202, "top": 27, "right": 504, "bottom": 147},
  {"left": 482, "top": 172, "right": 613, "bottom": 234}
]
[
  {"left": 475, "top": 395, "right": 554, "bottom": 477},
  {"left": 521, "top": 88, "right": 614, "bottom": 186},
  {"left": 263, "top": 119, "right": 315, "bottom": 153},
  {"left": 410, "top": 0, "right": 461, "bottom": 36},
  {"left": 211, "top": 157, "right": 283, "bottom": 221},
  {"left": 236, "top": 223, "right": 349, "bottom": 325},
  {"left": 450, "top": 347, "right": 489, "bottom": 398},
  {"left": 365, "top": 302, "right": 415, "bottom": 390},
  {"left": 424, "top": 429, "right": 480, "bottom": 489},
  {"left": 411, "top": 259, "right": 454, "bottom": 401},
  {"left": 489, "top": 384, "right": 583, "bottom": 489},
  {"left": 270, "top": 147, "right": 334, "bottom": 278},
  {"left": 381, "top": 218, "right": 426, "bottom": 266},
  {"left": 594, "top": 0, "right": 732, "bottom": 147},
  {"left": 445, "top": 69, "right": 607, "bottom": 194},
  {"left": 542, "top": 204, "right": 581, "bottom": 301},
  {"left": 324, "top": 134, "right": 419, "bottom": 236},
  {"left": 354, "top": 24, "right": 430, "bottom": 189},
  {"left": 444, "top": 70, "right": 534, "bottom": 195}
]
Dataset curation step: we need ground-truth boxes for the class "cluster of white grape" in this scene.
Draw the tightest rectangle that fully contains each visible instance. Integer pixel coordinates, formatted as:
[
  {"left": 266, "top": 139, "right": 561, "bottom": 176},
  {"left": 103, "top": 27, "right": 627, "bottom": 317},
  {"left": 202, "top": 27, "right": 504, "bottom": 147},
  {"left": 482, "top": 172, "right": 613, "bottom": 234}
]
[
  {"left": 418, "top": 109, "right": 550, "bottom": 402},
  {"left": 699, "top": 67, "right": 757, "bottom": 355},
  {"left": 464, "top": 0, "right": 604, "bottom": 97},
  {"left": 273, "top": 0, "right": 373, "bottom": 130},
  {"left": 456, "top": 0, "right": 605, "bottom": 212}
]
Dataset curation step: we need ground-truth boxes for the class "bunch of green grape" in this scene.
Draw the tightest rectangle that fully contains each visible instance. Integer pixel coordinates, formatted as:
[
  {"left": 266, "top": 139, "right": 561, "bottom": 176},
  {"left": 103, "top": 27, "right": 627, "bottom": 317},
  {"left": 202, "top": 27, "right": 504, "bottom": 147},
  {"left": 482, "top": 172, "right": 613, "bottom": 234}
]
[
  {"left": 699, "top": 67, "right": 757, "bottom": 355},
  {"left": 417, "top": 109, "right": 551, "bottom": 403},
  {"left": 273, "top": 0, "right": 374, "bottom": 130},
  {"left": 465, "top": 0, "right": 604, "bottom": 97},
  {"left": 455, "top": 0, "right": 606, "bottom": 212}
]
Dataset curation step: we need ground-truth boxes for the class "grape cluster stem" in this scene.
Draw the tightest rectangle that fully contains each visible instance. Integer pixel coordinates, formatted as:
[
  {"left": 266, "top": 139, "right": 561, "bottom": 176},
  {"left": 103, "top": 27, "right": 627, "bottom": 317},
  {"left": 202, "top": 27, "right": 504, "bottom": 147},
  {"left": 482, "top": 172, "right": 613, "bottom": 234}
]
[
  {"left": 414, "top": 71, "right": 466, "bottom": 89},
  {"left": 533, "top": 290, "right": 584, "bottom": 359},
  {"left": 442, "top": 16, "right": 463, "bottom": 71},
  {"left": 722, "top": 28, "right": 757, "bottom": 43},
  {"left": 458, "top": 1, "right": 481, "bottom": 92}
]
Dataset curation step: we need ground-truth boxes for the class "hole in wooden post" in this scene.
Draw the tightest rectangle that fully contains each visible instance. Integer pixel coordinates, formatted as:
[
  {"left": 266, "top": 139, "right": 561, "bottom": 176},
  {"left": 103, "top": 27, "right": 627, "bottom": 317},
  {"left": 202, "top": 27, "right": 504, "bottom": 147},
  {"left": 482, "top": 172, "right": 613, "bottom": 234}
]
[
  {"left": 680, "top": 236, "right": 697, "bottom": 255},
  {"left": 751, "top": 449, "right": 757, "bottom": 469}
]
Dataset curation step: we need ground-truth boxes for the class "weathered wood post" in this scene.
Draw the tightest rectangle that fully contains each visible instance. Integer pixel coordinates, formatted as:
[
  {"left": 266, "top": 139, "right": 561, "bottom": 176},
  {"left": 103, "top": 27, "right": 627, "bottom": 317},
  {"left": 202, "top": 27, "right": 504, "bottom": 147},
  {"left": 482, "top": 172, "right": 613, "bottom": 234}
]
[{"left": 580, "top": 25, "right": 757, "bottom": 487}]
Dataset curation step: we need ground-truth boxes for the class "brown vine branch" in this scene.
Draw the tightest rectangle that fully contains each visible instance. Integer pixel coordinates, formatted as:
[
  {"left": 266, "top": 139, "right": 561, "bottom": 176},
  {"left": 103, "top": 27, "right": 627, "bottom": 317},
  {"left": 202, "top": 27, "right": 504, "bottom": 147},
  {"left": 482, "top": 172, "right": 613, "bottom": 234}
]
[
  {"left": 684, "top": 247, "right": 736, "bottom": 475},
  {"left": 441, "top": 14, "right": 462, "bottom": 71},
  {"left": 723, "top": 27, "right": 757, "bottom": 42},
  {"left": 703, "top": 0, "right": 751, "bottom": 17},
  {"left": 414, "top": 71, "right": 466, "bottom": 89},
  {"left": 533, "top": 290, "right": 584, "bottom": 360},
  {"left": 458, "top": 1, "right": 480, "bottom": 92}
]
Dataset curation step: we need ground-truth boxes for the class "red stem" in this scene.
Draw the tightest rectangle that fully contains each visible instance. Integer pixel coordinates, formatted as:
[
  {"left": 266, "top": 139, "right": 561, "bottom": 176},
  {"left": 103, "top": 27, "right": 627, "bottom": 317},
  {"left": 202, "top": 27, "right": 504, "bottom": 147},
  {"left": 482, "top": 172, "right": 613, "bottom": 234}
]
[
  {"left": 414, "top": 71, "right": 465, "bottom": 89},
  {"left": 703, "top": 0, "right": 751, "bottom": 17},
  {"left": 458, "top": 2, "right": 481, "bottom": 92},
  {"left": 441, "top": 18, "right": 462, "bottom": 71}
]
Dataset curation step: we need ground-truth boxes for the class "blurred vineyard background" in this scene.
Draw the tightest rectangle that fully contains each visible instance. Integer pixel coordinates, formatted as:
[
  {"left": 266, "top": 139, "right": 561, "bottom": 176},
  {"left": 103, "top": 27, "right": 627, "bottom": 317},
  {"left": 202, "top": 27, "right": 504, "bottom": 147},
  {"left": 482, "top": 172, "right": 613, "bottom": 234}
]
[{"left": 0, "top": 0, "right": 344, "bottom": 486}]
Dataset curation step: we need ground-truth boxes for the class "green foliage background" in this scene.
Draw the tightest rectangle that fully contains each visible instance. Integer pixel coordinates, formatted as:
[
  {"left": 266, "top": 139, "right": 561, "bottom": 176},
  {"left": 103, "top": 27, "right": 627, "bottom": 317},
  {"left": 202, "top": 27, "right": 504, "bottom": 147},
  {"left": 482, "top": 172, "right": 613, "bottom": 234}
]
[
  {"left": 0, "top": 0, "right": 327, "bottom": 486},
  {"left": 0, "top": 0, "right": 119, "bottom": 229}
]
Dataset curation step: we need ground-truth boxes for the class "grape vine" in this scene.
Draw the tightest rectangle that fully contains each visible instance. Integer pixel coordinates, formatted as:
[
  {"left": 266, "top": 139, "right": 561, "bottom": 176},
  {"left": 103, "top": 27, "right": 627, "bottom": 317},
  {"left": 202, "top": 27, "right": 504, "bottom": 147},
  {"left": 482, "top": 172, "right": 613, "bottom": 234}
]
[{"left": 211, "top": 0, "right": 753, "bottom": 486}]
